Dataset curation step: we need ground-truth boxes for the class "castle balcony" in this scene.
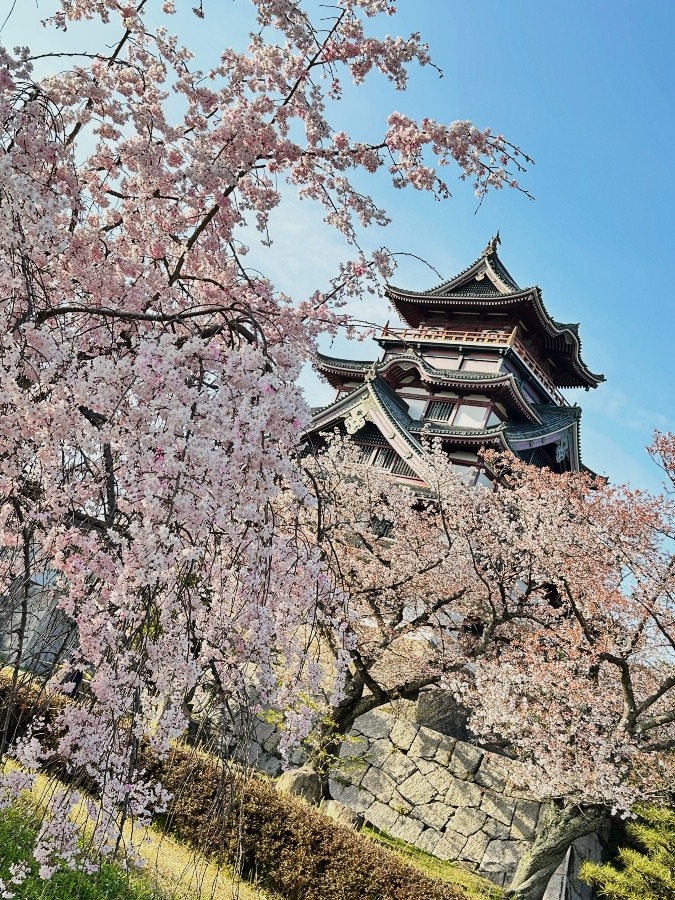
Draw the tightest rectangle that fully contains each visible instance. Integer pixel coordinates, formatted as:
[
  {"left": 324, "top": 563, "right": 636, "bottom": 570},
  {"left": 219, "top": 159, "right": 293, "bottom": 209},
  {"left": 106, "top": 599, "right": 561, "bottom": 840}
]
[{"left": 380, "top": 325, "right": 569, "bottom": 406}]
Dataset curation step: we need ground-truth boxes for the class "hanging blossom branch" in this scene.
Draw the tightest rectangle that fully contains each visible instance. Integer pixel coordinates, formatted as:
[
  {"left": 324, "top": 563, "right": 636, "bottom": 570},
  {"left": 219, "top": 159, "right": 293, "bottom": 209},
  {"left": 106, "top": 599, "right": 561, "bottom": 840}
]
[{"left": 0, "top": 0, "right": 533, "bottom": 878}]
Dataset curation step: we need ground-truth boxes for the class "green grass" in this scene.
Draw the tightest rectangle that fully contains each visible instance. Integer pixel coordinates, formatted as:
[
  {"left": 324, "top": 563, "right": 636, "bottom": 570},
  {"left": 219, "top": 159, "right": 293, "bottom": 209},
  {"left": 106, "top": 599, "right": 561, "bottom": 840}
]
[
  {"left": 0, "top": 798, "right": 273, "bottom": 900},
  {"left": 0, "top": 803, "right": 161, "bottom": 900},
  {"left": 363, "top": 826, "right": 503, "bottom": 900}
]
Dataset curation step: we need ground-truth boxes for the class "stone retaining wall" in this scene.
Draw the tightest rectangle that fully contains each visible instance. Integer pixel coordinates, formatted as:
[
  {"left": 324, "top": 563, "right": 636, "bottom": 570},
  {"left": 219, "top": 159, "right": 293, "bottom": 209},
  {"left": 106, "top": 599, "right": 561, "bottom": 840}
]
[
  {"left": 248, "top": 706, "right": 602, "bottom": 897},
  {"left": 329, "top": 709, "right": 546, "bottom": 889}
]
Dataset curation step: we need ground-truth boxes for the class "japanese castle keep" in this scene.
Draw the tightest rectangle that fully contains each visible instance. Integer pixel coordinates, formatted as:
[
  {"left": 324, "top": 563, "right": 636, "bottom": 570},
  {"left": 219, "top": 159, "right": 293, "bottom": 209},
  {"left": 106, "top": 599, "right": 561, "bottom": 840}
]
[{"left": 306, "top": 236, "right": 604, "bottom": 481}]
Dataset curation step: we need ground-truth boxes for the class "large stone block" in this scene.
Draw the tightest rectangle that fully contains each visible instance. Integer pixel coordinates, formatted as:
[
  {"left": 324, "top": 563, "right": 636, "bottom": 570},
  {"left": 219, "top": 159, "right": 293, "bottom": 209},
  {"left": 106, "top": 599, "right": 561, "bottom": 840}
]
[
  {"left": 474, "top": 758, "right": 507, "bottom": 792},
  {"left": 412, "top": 801, "right": 453, "bottom": 831},
  {"left": 389, "top": 717, "right": 418, "bottom": 752},
  {"left": 331, "top": 752, "right": 369, "bottom": 788},
  {"left": 449, "top": 742, "right": 484, "bottom": 779},
  {"left": 481, "top": 793, "right": 515, "bottom": 827},
  {"left": 330, "top": 780, "right": 374, "bottom": 815},
  {"left": 434, "top": 828, "right": 468, "bottom": 861},
  {"left": 460, "top": 830, "right": 491, "bottom": 865},
  {"left": 276, "top": 766, "right": 322, "bottom": 805},
  {"left": 444, "top": 777, "right": 483, "bottom": 808},
  {"left": 354, "top": 710, "right": 394, "bottom": 741},
  {"left": 289, "top": 746, "right": 306, "bottom": 767},
  {"left": 480, "top": 839, "right": 527, "bottom": 879},
  {"left": 262, "top": 729, "right": 282, "bottom": 753},
  {"left": 321, "top": 799, "right": 365, "bottom": 830},
  {"left": 339, "top": 733, "right": 369, "bottom": 759},
  {"left": 426, "top": 766, "right": 456, "bottom": 797},
  {"left": 447, "top": 807, "right": 487, "bottom": 837},
  {"left": 433, "top": 734, "right": 457, "bottom": 768},
  {"left": 381, "top": 749, "right": 417, "bottom": 782},
  {"left": 253, "top": 719, "right": 276, "bottom": 744},
  {"left": 415, "top": 756, "right": 437, "bottom": 776},
  {"left": 511, "top": 799, "right": 541, "bottom": 841},
  {"left": 389, "top": 789, "right": 413, "bottom": 816},
  {"left": 257, "top": 755, "right": 283, "bottom": 777},
  {"left": 361, "top": 765, "right": 397, "bottom": 803},
  {"left": 389, "top": 815, "right": 424, "bottom": 845},
  {"left": 416, "top": 827, "right": 443, "bottom": 856},
  {"left": 365, "top": 737, "right": 393, "bottom": 766},
  {"left": 482, "top": 816, "right": 511, "bottom": 840},
  {"left": 366, "top": 799, "right": 400, "bottom": 833},
  {"left": 408, "top": 725, "right": 442, "bottom": 760},
  {"left": 483, "top": 870, "right": 507, "bottom": 888},
  {"left": 398, "top": 771, "right": 436, "bottom": 806},
  {"left": 246, "top": 741, "right": 265, "bottom": 766}
]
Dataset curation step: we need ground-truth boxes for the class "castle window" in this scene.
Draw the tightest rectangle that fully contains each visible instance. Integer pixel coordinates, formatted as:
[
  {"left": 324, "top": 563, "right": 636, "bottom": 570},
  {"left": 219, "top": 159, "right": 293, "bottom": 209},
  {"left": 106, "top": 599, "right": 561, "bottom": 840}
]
[
  {"left": 426, "top": 400, "right": 455, "bottom": 422},
  {"left": 453, "top": 404, "right": 487, "bottom": 428},
  {"left": 391, "top": 456, "right": 416, "bottom": 477},
  {"left": 356, "top": 444, "right": 375, "bottom": 464},
  {"left": 373, "top": 447, "right": 397, "bottom": 469},
  {"left": 403, "top": 397, "right": 427, "bottom": 419}
]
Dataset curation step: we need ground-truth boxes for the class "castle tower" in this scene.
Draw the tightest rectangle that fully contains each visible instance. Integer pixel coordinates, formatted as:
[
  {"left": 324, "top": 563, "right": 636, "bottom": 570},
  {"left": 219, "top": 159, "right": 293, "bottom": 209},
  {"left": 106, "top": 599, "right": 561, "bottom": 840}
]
[{"left": 305, "top": 237, "right": 604, "bottom": 485}]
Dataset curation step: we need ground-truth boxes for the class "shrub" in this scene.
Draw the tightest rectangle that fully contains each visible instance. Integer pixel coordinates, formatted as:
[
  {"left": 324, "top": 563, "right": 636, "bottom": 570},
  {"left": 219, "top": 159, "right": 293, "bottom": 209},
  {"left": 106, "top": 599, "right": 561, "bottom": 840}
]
[
  {"left": 581, "top": 805, "right": 675, "bottom": 900},
  {"left": 2, "top": 675, "right": 468, "bottom": 900},
  {"left": 145, "top": 743, "right": 468, "bottom": 900}
]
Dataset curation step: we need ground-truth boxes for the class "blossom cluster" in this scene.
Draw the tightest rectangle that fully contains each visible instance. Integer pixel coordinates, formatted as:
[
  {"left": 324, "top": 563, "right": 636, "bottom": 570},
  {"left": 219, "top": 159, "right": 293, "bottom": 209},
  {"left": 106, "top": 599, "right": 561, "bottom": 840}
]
[{"left": 0, "top": 0, "right": 534, "bottom": 877}]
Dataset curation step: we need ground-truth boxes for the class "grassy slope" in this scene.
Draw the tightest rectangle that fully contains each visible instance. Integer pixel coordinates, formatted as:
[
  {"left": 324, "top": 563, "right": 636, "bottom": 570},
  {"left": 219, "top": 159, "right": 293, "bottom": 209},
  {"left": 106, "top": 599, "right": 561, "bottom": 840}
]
[
  {"left": 0, "top": 789, "right": 271, "bottom": 900},
  {"left": 1, "top": 791, "right": 499, "bottom": 900},
  {"left": 364, "top": 827, "right": 502, "bottom": 900}
]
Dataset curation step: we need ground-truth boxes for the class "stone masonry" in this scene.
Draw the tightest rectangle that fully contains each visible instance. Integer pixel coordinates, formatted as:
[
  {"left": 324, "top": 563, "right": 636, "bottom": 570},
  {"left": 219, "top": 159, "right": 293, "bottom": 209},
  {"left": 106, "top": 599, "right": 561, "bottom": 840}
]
[
  {"left": 248, "top": 706, "right": 602, "bottom": 897},
  {"left": 328, "top": 708, "right": 545, "bottom": 889}
]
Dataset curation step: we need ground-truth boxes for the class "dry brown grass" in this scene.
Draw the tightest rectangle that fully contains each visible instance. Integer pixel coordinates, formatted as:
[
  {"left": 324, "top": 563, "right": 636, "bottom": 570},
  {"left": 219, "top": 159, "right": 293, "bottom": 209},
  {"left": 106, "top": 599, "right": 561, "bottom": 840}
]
[
  {"left": 4, "top": 763, "right": 272, "bottom": 900},
  {"left": 131, "top": 825, "right": 274, "bottom": 900}
]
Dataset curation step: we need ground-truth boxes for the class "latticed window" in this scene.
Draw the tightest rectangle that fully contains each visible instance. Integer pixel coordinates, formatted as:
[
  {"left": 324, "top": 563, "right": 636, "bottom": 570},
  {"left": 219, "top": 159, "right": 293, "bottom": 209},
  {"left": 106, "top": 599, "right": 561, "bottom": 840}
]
[
  {"left": 355, "top": 443, "right": 374, "bottom": 463},
  {"left": 391, "top": 456, "right": 416, "bottom": 477},
  {"left": 370, "top": 517, "right": 394, "bottom": 538},
  {"left": 426, "top": 400, "right": 455, "bottom": 421},
  {"left": 353, "top": 443, "right": 418, "bottom": 479},
  {"left": 373, "top": 447, "right": 396, "bottom": 469}
]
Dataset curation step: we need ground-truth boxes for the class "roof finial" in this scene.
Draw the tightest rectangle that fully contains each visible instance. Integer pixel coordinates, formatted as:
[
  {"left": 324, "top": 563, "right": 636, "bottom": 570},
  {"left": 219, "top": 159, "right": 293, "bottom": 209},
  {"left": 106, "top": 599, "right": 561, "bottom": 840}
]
[{"left": 483, "top": 231, "right": 501, "bottom": 257}]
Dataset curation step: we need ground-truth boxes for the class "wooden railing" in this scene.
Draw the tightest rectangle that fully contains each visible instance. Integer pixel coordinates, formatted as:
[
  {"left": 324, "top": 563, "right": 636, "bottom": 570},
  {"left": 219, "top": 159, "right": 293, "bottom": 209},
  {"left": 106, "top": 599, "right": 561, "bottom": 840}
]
[
  {"left": 381, "top": 325, "right": 569, "bottom": 406},
  {"left": 511, "top": 337, "right": 569, "bottom": 406},
  {"left": 382, "top": 325, "right": 514, "bottom": 347}
]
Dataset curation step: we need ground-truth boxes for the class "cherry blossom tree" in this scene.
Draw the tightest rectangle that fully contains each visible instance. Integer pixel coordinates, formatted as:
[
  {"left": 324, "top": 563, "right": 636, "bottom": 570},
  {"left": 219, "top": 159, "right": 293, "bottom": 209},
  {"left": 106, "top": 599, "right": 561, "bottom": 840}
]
[
  {"left": 465, "top": 442, "right": 675, "bottom": 900},
  {"left": 300, "top": 437, "right": 675, "bottom": 900},
  {"left": 0, "top": 0, "right": 531, "bottom": 878}
]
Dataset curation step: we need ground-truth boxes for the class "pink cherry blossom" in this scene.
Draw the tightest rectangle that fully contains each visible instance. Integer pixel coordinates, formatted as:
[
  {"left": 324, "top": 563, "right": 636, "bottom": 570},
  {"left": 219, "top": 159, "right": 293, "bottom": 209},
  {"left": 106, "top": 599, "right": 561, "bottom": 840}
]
[{"left": 0, "top": 0, "right": 532, "bottom": 879}]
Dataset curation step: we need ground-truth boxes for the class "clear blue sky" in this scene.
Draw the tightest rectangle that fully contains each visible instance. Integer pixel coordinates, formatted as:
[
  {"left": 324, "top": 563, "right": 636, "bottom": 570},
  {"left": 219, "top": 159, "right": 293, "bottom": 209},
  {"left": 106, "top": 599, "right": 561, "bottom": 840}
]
[
  {"left": 294, "top": 0, "right": 675, "bottom": 494},
  {"left": 3, "top": 1, "right": 674, "bottom": 491}
]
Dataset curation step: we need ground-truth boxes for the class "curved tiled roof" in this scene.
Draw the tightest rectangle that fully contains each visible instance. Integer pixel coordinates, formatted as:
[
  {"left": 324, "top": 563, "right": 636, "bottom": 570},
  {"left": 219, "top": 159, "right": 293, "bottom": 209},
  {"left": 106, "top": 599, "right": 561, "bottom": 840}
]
[
  {"left": 443, "top": 278, "right": 503, "bottom": 297},
  {"left": 315, "top": 352, "right": 374, "bottom": 372},
  {"left": 490, "top": 251, "right": 521, "bottom": 291},
  {"left": 305, "top": 372, "right": 585, "bottom": 471},
  {"left": 385, "top": 241, "right": 604, "bottom": 390},
  {"left": 387, "top": 235, "right": 521, "bottom": 298},
  {"left": 409, "top": 420, "right": 508, "bottom": 446},
  {"left": 315, "top": 351, "right": 541, "bottom": 423},
  {"left": 505, "top": 404, "right": 580, "bottom": 443}
]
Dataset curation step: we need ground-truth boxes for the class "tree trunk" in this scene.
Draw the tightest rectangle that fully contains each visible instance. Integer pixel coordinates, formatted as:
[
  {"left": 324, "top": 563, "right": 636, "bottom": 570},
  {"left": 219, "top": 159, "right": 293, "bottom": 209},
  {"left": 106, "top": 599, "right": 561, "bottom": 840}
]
[
  {"left": 308, "top": 701, "right": 375, "bottom": 799},
  {"left": 505, "top": 802, "right": 607, "bottom": 900},
  {"left": 304, "top": 669, "right": 386, "bottom": 798}
]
